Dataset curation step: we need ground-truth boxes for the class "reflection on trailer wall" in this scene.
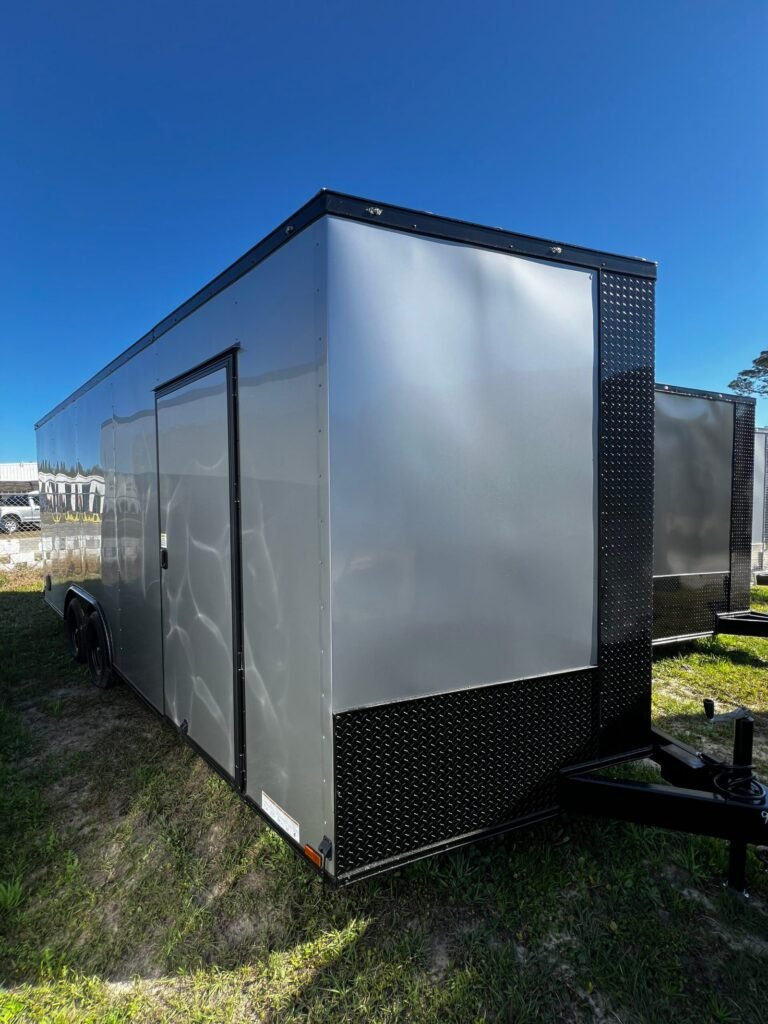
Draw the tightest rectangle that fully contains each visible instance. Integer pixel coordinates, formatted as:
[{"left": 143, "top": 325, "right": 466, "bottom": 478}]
[
  {"left": 38, "top": 390, "right": 110, "bottom": 607},
  {"left": 37, "top": 356, "right": 163, "bottom": 710},
  {"left": 653, "top": 386, "right": 754, "bottom": 643}
]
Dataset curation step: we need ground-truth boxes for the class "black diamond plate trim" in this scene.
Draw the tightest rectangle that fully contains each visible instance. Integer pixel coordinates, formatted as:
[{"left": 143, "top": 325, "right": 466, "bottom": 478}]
[
  {"left": 333, "top": 670, "right": 598, "bottom": 880},
  {"left": 730, "top": 401, "right": 755, "bottom": 611},
  {"left": 598, "top": 272, "right": 655, "bottom": 754},
  {"left": 652, "top": 574, "right": 729, "bottom": 642}
]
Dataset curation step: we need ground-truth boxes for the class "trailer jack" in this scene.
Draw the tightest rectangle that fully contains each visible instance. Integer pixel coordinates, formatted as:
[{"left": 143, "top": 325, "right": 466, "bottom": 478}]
[{"left": 560, "top": 702, "right": 768, "bottom": 894}]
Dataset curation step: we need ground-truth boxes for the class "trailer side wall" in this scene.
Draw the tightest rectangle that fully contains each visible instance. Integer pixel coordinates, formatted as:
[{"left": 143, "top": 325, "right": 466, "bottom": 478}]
[{"left": 38, "top": 221, "right": 330, "bottom": 855}]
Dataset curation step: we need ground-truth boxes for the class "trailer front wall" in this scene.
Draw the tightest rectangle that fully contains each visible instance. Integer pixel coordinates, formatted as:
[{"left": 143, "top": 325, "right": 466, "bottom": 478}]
[
  {"left": 326, "top": 228, "right": 654, "bottom": 880},
  {"left": 652, "top": 388, "right": 755, "bottom": 643},
  {"left": 654, "top": 391, "right": 734, "bottom": 576},
  {"left": 326, "top": 217, "right": 599, "bottom": 712},
  {"left": 324, "top": 218, "right": 639, "bottom": 882}
]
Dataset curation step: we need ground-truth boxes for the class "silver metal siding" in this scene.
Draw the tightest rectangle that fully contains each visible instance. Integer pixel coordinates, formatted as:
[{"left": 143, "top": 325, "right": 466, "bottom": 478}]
[
  {"left": 326, "top": 217, "right": 599, "bottom": 712},
  {"left": 235, "top": 222, "right": 331, "bottom": 860},
  {"left": 111, "top": 347, "right": 163, "bottom": 709},
  {"left": 653, "top": 391, "right": 734, "bottom": 576}
]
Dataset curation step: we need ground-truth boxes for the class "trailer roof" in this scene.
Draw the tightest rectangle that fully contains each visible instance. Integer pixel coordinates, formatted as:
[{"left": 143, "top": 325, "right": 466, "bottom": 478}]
[
  {"left": 655, "top": 382, "right": 756, "bottom": 406},
  {"left": 36, "top": 189, "right": 657, "bottom": 428}
]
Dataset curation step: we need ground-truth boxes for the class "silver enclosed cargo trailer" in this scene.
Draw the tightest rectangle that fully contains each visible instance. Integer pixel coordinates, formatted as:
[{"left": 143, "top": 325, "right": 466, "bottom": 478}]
[
  {"left": 653, "top": 384, "right": 755, "bottom": 644},
  {"left": 37, "top": 191, "right": 656, "bottom": 883}
]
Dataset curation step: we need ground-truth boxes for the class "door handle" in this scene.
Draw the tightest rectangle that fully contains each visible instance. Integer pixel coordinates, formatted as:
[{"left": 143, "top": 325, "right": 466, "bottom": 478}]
[{"left": 161, "top": 547, "right": 168, "bottom": 570}]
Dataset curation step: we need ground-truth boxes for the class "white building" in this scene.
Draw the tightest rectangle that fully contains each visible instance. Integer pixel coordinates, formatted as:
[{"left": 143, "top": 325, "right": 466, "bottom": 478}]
[{"left": 0, "top": 462, "right": 38, "bottom": 492}]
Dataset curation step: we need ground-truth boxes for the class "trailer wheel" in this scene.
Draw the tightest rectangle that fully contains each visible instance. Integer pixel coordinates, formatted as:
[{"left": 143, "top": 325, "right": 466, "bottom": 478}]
[
  {"left": 65, "top": 599, "right": 87, "bottom": 663},
  {"left": 85, "top": 610, "right": 114, "bottom": 689}
]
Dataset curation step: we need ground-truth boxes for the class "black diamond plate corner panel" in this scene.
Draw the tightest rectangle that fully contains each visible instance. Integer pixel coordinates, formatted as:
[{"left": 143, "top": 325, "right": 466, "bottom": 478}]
[
  {"left": 333, "top": 670, "right": 598, "bottom": 880},
  {"left": 652, "top": 573, "right": 730, "bottom": 642},
  {"left": 598, "top": 272, "right": 655, "bottom": 755},
  {"left": 730, "top": 400, "right": 755, "bottom": 611}
]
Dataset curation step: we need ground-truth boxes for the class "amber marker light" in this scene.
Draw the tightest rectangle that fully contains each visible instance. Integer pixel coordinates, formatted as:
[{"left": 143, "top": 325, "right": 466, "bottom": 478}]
[{"left": 304, "top": 844, "right": 323, "bottom": 868}]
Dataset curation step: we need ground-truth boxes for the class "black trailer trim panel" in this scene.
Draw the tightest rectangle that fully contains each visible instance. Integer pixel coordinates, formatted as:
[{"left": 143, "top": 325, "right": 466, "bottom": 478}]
[
  {"left": 597, "top": 272, "right": 655, "bottom": 754},
  {"left": 333, "top": 668, "right": 600, "bottom": 881},
  {"left": 653, "top": 573, "right": 730, "bottom": 642},
  {"left": 730, "top": 401, "right": 755, "bottom": 611}
]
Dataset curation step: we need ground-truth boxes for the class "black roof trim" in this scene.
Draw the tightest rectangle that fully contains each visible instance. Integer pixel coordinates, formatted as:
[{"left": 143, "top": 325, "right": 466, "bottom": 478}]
[
  {"left": 36, "top": 190, "right": 657, "bottom": 428},
  {"left": 655, "top": 382, "right": 756, "bottom": 406},
  {"left": 324, "top": 191, "right": 656, "bottom": 278}
]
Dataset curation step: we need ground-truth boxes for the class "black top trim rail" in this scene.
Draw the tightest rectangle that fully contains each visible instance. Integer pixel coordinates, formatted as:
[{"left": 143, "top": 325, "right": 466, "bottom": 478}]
[
  {"left": 655, "top": 382, "right": 756, "bottom": 407},
  {"left": 36, "top": 189, "right": 657, "bottom": 428},
  {"left": 323, "top": 192, "right": 656, "bottom": 278}
]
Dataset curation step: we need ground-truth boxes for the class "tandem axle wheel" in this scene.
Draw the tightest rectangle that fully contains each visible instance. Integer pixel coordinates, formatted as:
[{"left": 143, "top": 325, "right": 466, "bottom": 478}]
[{"left": 64, "top": 594, "right": 115, "bottom": 690}]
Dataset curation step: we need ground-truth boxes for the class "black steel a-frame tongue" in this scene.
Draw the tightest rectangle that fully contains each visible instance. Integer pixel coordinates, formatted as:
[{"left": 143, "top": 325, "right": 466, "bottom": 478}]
[
  {"left": 715, "top": 610, "right": 768, "bottom": 638},
  {"left": 560, "top": 703, "right": 768, "bottom": 894}
]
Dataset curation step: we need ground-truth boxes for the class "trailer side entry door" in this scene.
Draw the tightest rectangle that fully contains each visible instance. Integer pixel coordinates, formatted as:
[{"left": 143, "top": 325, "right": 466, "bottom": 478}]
[{"left": 156, "top": 355, "right": 243, "bottom": 785}]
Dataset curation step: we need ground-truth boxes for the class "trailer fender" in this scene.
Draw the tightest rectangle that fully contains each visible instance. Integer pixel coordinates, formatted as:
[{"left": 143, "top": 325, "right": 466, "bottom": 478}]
[{"left": 63, "top": 586, "right": 115, "bottom": 678}]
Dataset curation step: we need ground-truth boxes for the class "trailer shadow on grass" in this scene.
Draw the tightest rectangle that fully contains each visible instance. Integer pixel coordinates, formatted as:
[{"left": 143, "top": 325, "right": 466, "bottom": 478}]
[{"left": 2, "top": 574, "right": 768, "bottom": 1022}]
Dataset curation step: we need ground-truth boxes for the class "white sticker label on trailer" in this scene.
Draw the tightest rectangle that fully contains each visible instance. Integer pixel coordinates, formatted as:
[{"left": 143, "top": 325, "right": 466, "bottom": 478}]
[
  {"left": 160, "top": 533, "right": 167, "bottom": 547},
  {"left": 261, "top": 792, "right": 300, "bottom": 844}
]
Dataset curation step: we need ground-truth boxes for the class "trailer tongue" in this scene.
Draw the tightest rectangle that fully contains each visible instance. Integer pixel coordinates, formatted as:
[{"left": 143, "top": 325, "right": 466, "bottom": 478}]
[
  {"left": 561, "top": 701, "right": 767, "bottom": 894},
  {"left": 715, "top": 609, "right": 768, "bottom": 638}
]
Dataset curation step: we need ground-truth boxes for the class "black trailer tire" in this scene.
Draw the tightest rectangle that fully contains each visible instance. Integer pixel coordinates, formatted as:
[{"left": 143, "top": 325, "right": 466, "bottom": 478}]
[
  {"left": 85, "top": 610, "right": 114, "bottom": 689},
  {"left": 65, "top": 599, "right": 87, "bottom": 663}
]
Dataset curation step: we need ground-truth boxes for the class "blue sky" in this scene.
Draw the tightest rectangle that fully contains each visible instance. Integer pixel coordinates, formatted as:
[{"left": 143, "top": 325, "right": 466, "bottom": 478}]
[{"left": 2, "top": 1, "right": 767, "bottom": 460}]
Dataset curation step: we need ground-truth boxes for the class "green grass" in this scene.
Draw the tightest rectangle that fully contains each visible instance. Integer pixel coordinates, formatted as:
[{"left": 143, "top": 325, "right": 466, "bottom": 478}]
[{"left": 1, "top": 569, "right": 767, "bottom": 1023}]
